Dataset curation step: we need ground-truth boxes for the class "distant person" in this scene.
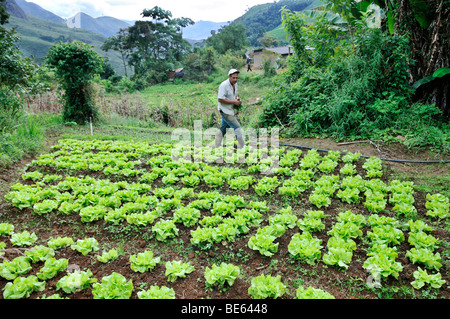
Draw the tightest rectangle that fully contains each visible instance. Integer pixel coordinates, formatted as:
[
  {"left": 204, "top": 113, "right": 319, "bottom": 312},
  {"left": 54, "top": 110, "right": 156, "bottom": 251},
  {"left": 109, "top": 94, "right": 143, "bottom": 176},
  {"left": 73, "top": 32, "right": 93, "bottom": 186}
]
[
  {"left": 247, "top": 57, "right": 252, "bottom": 72},
  {"left": 215, "top": 69, "right": 245, "bottom": 149}
]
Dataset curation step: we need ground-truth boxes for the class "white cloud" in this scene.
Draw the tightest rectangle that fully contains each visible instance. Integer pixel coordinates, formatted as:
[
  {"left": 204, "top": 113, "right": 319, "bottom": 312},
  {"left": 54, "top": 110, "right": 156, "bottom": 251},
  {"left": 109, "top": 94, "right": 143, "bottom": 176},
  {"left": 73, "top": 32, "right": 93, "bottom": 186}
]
[{"left": 30, "top": 0, "right": 271, "bottom": 22}]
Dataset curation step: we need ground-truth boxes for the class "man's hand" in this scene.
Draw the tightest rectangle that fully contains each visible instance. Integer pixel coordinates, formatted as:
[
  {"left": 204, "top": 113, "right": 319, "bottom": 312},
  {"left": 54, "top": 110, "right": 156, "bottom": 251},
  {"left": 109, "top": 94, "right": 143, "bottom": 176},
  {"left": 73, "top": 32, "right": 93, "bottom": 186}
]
[{"left": 218, "top": 98, "right": 242, "bottom": 107}]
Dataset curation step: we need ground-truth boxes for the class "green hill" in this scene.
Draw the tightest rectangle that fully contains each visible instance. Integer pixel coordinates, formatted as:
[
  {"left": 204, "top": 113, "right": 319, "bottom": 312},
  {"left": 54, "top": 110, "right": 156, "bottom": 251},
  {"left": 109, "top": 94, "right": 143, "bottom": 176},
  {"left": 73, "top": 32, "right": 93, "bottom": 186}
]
[
  {"left": 232, "top": 0, "right": 321, "bottom": 46},
  {"left": 5, "top": 14, "right": 126, "bottom": 75}
]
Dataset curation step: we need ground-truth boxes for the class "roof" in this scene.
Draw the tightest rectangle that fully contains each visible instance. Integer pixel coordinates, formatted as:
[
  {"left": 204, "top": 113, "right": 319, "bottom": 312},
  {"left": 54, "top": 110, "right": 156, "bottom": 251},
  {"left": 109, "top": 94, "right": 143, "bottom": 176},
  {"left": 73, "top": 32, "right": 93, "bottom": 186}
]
[{"left": 253, "top": 46, "right": 293, "bottom": 56}]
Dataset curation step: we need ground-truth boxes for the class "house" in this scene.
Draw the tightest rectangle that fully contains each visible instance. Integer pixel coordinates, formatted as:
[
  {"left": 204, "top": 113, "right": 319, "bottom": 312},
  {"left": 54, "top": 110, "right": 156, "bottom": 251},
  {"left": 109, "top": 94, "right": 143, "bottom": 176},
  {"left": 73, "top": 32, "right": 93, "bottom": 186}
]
[
  {"left": 167, "top": 68, "right": 184, "bottom": 81},
  {"left": 251, "top": 46, "right": 293, "bottom": 69}
]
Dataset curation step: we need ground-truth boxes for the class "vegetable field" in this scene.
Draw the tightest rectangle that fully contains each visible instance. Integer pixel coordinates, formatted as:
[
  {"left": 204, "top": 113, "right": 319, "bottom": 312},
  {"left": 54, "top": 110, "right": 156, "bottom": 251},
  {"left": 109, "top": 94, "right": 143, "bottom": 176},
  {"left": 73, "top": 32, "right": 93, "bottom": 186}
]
[{"left": 0, "top": 138, "right": 448, "bottom": 299}]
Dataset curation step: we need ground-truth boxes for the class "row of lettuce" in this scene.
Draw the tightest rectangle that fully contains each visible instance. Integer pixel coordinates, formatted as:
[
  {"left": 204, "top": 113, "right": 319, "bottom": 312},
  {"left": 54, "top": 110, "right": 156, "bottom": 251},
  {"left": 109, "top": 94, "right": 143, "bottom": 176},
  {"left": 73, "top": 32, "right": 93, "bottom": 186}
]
[
  {"left": 1, "top": 227, "right": 331, "bottom": 299},
  {"left": 1, "top": 139, "right": 448, "bottom": 298}
]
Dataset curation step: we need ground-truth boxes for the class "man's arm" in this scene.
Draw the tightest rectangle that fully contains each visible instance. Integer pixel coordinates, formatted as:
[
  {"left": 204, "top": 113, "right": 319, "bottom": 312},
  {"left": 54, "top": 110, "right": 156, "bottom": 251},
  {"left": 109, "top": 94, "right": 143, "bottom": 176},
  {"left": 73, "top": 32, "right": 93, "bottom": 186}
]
[{"left": 218, "top": 97, "right": 242, "bottom": 106}]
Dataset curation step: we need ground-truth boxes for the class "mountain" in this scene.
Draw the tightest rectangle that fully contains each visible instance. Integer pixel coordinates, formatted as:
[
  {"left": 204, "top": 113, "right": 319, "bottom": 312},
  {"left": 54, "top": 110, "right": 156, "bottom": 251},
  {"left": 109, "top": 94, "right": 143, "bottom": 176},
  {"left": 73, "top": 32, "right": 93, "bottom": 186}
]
[
  {"left": 182, "top": 20, "right": 228, "bottom": 40},
  {"left": 66, "top": 12, "right": 130, "bottom": 38},
  {"left": 15, "top": 0, "right": 64, "bottom": 23},
  {"left": 4, "top": 13, "right": 126, "bottom": 74},
  {"left": 4, "top": 0, "right": 27, "bottom": 19}
]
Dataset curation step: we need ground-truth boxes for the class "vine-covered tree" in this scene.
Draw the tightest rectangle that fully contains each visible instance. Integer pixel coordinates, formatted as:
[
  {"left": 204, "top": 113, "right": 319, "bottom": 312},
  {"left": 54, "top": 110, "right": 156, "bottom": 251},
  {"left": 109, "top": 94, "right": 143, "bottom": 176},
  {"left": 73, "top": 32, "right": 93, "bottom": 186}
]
[{"left": 45, "top": 41, "right": 103, "bottom": 124}]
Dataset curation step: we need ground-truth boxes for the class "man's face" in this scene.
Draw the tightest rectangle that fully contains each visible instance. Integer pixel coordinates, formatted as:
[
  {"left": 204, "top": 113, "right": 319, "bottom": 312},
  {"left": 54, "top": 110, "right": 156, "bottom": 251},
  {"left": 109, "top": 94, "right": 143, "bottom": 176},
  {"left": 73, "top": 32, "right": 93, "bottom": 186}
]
[{"left": 229, "top": 73, "right": 239, "bottom": 85}]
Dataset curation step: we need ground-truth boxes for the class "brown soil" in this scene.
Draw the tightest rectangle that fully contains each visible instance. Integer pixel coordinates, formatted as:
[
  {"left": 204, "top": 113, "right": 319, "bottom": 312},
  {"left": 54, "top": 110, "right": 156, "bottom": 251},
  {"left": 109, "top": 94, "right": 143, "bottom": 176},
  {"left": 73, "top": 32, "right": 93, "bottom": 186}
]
[{"left": 0, "top": 133, "right": 449, "bottom": 301}]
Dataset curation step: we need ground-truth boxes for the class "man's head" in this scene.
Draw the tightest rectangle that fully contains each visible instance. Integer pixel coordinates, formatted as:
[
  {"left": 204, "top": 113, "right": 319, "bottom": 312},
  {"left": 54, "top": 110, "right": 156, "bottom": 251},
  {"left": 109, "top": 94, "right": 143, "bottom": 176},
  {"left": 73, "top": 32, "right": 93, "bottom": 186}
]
[{"left": 228, "top": 69, "right": 239, "bottom": 85}]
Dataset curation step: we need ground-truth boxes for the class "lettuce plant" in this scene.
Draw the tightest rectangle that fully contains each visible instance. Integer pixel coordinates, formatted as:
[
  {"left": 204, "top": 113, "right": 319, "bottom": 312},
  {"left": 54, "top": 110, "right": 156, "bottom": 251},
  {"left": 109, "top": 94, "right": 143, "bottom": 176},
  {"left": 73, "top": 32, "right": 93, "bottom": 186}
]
[
  {"left": 248, "top": 274, "right": 286, "bottom": 299},
  {"left": 37, "top": 258, "right": 68, "bottom": 280},
  {"left": 104, "top": 208, "right": 128, "bottom": 225},
  {"left": 199, "top": 215, "right": 223, "bottom": 228},
  {"left": 56, "top": 269, "right": 97, "bottom": 294},
  {"left": 181, "top": 174, "right": 200, "bottom": 187},
  {"left": 323, "top": 236, "right": 356, "bottom": 269},
  {"left": 126, "top": 211, "right": 158, "bottom": 226},
  {"left": 248, "top": 233, "right": 279, "bottom": 257},
  {"left": 425, "top": 193, "right": 449, "bottom": 219},
  {"left": 340, "top": 163, "right": 357, "bottom": 176},
  {"left": 79, "top": 205, "right": 107, "bottom": 223},
  {"left": 204, "top": 262, "right": 241, "bottom": 291},
  {"left": 406, "top": 248, "right": 442, "bottom": 271},
  {"left": 327, "top": 222, "right": 363, "bottom": 240},
  {"left": 10, "top": 231, "right": 38, "bottom": 247},
  {"left": 367, "top": 225, "right": 405, "bottom": 246},
  {"left": 25, "top": 245, "right": 55, "bottom": 263},
  {"left": 172, "top": 206, "right": 201, "bottom": 227},
  {"left": 164, "top": 260, "right": 195, "bottom": 283},
  {"left": 152, "top": 219, "right": 179, "bottom": 241},
  {"left": 190, "top": 227, "right": 216, "bottom": 250},
  {"left": 47, "top": 236, "right": 74, "bottom": 250},
  {"left": 204, "top": 174, "right": 224, "bottom": 188},
  {"left": 288, "top": 232, "right": 323, "bottom": 265},
  {"left": 129, "top": 250, "right": 161, "bottom": 273},
  {"left": 269, "top": 213, "right": 298, "bottom": 230},
  {"left": 212, "top": 201, "right": 235, "bottom": 216},
  {"left": 0, "top": 256, "right": 32, "bottom": 280},
  {"left": 295, "top": 286, "right": 335, "bottom": 299},
  {"left": 33, "top": 199, "right": 59, "bottom": 215},
  {"left": 0, "top": 222, "right": 14, "bottom": 235},
  {"left": 297, "top": 217, "right": 325, "bottom": 233},
  {"left": 71, "top": 237, "right": 100, "bottom": 255},
  {"left": 408, "top": 231, "right": 440, "bottom": 250},
  {"left": 411, "top": 267, "right": 446, "bottom": 290},
  {"left": 318, "top": 159, "right": 338, "bottom": 173},
  {"left": 309, "top": 192, "right": 332, "bottom": 208},
  {"left": 137, "top": 285, "right": 175, "bottom": 299},
  {"left": 363, "top": 253, "right": 403, "bottom": 280},
  {"left": 253, "top": 176, "right": 280, "bottom": 196},
  {"left": 96, "top": 249, "right": 119, "bottom": 263},
  {"left": 22, "top": 171, "right": 43, "bottom": 181},
  {"left": 3, "top": 275, "right": 45, "bottom": 299},
  {"left": 342, "top": 152, "right": 361, "bottom": 163},
  {"left": 92, "top": 272, "right": 133, "bottom": 299}
]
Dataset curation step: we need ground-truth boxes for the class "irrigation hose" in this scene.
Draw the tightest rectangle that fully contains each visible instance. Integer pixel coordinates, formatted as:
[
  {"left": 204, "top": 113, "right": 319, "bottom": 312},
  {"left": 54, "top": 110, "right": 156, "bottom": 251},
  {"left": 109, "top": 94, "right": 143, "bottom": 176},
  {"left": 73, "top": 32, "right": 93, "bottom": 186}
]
[{"left": 280, "top": 143, "right": 450, "bottom": 164}]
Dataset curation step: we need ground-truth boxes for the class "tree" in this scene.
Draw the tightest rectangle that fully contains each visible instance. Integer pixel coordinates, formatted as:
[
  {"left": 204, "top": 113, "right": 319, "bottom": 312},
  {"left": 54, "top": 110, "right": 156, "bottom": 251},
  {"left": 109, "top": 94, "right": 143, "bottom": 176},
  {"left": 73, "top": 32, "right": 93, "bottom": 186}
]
[
  {"left": 101, "top": 29, "right": 129, "bottom": 77},
  {"left": 118, "top": 6, "right": 193, "bottom": 84},
  {"left": 45, "top": 41, "right": 103, "bottom": 124},
  {"left": 205, "top": 24, "right": 248, "bottom": 54},
  {"left": 0, "top": 0, "right": 9, "bottom": 24},
  {"left": 0, "top": 26, "right": 37, "bottom": 130},
  {"left": 258, "top": 33, "right": 279, "bottom": 48}
]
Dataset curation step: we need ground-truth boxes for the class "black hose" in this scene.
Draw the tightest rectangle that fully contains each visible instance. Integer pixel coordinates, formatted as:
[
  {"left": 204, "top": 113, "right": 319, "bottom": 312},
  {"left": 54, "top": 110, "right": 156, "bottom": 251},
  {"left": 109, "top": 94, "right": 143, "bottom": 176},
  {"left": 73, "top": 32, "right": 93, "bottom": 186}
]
[{"left": 280, "top": 143, "right": 450, "bottom": 164}]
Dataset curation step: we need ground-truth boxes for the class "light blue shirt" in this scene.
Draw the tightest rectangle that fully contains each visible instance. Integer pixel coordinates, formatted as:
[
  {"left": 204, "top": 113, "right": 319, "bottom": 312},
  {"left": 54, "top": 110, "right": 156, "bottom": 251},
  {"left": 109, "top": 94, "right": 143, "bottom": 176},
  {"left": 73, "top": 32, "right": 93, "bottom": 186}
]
[{"left": 217, "top": 79, "right": 238, "bottom": 115}]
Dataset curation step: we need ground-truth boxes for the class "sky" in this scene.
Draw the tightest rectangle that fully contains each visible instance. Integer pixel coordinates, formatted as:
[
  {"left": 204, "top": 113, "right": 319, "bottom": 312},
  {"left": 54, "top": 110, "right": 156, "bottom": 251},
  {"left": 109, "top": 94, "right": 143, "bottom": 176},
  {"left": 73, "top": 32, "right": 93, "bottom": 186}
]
[{"left": 30, "top": 0, "right": 273, "bottom": 22}]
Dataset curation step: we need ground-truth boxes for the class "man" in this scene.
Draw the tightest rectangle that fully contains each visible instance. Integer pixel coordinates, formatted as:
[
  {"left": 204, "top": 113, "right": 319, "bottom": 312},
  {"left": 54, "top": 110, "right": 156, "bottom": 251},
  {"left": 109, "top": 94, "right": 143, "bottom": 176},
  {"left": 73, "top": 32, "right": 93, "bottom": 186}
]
[{"left": 215, "top": 69, "right": 245, "bottom": 149}]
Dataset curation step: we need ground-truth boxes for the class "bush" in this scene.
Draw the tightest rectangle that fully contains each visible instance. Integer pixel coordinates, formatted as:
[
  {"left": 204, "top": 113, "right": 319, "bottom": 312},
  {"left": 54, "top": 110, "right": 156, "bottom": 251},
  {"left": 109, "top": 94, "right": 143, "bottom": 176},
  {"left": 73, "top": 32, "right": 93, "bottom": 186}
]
[{"left": 258, "top": 17, "right": 449, "bottom": 151}]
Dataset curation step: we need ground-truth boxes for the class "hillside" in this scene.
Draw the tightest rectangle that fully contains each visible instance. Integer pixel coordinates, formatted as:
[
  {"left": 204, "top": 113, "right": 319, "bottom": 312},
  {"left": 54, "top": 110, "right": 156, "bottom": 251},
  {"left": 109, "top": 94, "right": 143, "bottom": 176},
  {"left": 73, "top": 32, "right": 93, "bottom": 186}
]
[
  {"left": 15, "top": 0, "right": 64, "bottom": 23},
  {"left": 4, "top": 14, "right": 126, "bottom": 74},
  {"left": 232, "top": 0, "right": 322, "bottom": 46}
]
